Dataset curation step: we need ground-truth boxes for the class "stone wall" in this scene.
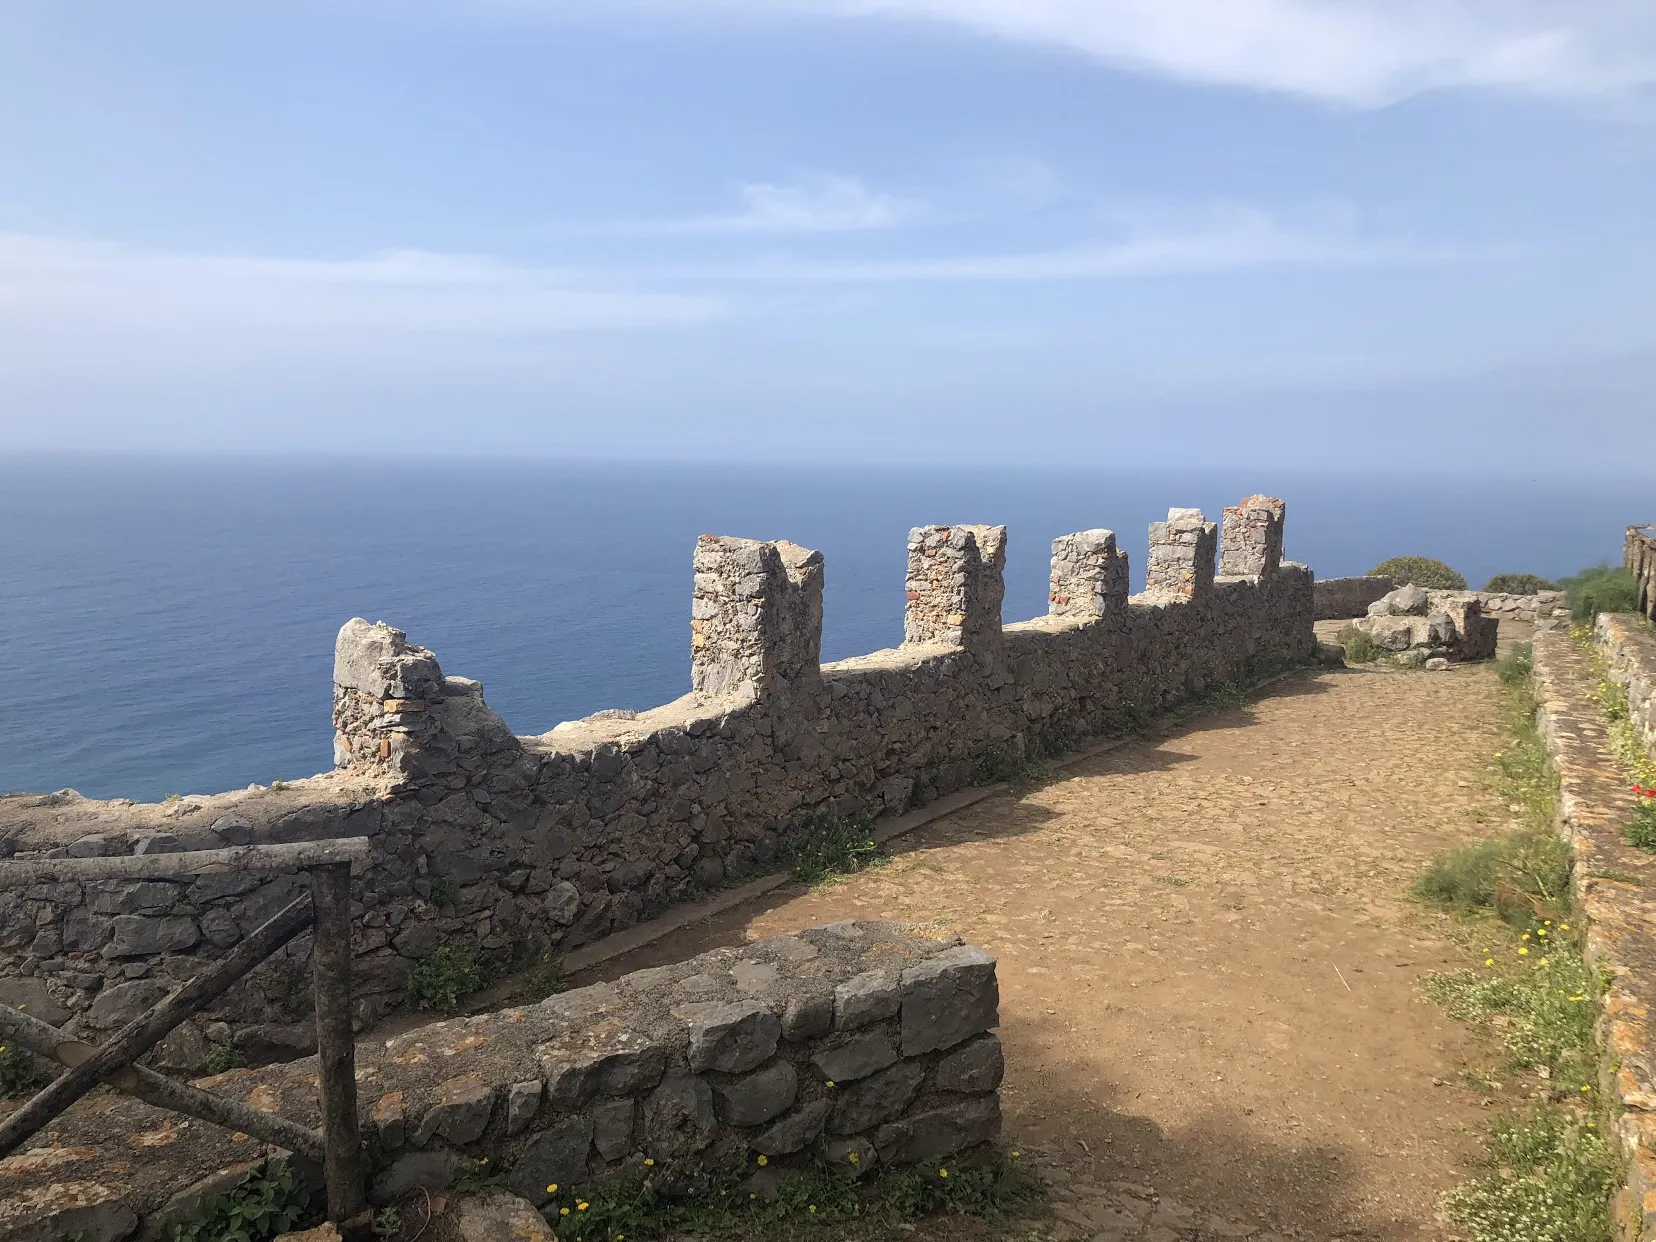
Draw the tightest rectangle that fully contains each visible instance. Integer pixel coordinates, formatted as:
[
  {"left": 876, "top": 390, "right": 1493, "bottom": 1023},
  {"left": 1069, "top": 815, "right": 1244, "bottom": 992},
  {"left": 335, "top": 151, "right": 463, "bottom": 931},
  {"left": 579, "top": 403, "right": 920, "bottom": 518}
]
[
  {"left": 1629, "top": 526, "right": 1656, "bottom": 625},
  {"left": 1596, "top": 612, "right": 1656, "bottom": 765},
  {"left": 0, "top": 922, "right": 1005, "bottom": 1240},
  {"left": 1, "top": 496, "right": 1315, "bottom": 1056},
  {"left": 1477, "top": 590, "right": 1569, "bottom": 628},
  {"left": 1313, "top": 576, "right": 1395, "bottom": 620}
]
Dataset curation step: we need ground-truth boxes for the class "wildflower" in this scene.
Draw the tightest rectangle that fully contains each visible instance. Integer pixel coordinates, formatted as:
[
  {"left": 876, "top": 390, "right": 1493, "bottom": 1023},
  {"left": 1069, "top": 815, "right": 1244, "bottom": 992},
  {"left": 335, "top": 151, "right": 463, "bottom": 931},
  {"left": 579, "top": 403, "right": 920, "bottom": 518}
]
[
  {"left": 1011, "top": 1151, "right": 1020, "bottom": 1158},
  {"left": 1582, "top": 1085, "right": 1592, "bottom": 1093},
  {"left": 848, "top": 1152, "right": 859, "bottom": 1164},
  {"left": 757, "top": 1155, "right": 768, "bottom": 1166},
  {"left": 578, "top": 1202, "right": 589, "bottom": 1212},
  {"left": 808, "top": 1206, "right": 817, "bottom": 1213},
  {"left": 1519, "top": 947, "right": 1529, "bottom": 955},
  {"left": 1541, "top": 958, "right": 1550, "bottom": 965},
  {"left": 824, "top": 1080, "right": 835, "bottom": 1089},
  {"left": 547, "top": 1185, "right": 558, "bottom": 1195},
  {"left": 1485, "top": 959, "right": 1495, "bottom": 967},
  {"left": 561, "top": 1209, "right": 570, "bottom": 1217},
  {"left": 1561, "top": 923, "right": 1570, "bottom": 931},
  {"left": 1538, "top": 928, "right": 1548, "bottom": 938},
  {"left": 644, "top": 1159, "right": 654, "bottom": 1167},
  {"left": 1494, "top": 752, "right": 1503, "bottom": 758},
  {"left": 939, "top": 1169, "right": 949, "bottom": 1178}
]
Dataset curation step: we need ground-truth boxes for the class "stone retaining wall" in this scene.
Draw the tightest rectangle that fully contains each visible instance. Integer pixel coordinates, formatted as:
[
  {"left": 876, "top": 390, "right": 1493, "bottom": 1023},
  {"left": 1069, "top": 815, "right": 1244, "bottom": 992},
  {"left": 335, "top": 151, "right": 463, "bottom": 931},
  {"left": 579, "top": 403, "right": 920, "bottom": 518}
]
[
  {"left": 1628, "top": 526, "right": 1656, "bottom": 625},
  {"left": 1596, "top": 613, "right": 1656, "bottom": 766},
  {"left": 1, "top": 496, "right": 1314, "bottom": 1057},
  {"left": 0, "top": 922, "right": 1002, "bottom": 1242},
  {"left": 1312, "top": 575, "right": 1394, "bottom": 620},
  {"left": 1477, "top": 589, "right": 1569, "bottom": 628}
]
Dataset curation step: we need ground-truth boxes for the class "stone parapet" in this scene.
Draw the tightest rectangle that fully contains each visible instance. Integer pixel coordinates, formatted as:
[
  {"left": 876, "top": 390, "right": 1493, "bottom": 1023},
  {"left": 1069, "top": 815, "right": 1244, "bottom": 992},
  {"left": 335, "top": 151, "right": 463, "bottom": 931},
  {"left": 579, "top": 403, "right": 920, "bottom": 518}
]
[
  {"left": 1, "top": 495, "right": 1314, "bottom": 1050},
  {"left": 0, "top": 922, "right": 1002, "bottom": 1240},
  {"left": 1218, "top": 495, "right": 1284, "bottom": 579},
  {"left": 1142, "top": 509, "right": 1217, "bottom": 603}
]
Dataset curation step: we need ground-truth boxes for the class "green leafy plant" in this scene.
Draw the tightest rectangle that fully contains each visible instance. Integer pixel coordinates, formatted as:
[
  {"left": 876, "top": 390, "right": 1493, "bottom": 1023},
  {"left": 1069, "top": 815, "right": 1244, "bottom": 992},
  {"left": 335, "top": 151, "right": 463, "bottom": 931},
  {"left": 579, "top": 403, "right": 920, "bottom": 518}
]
[
  {"left": 1560, "top": 565, "right": 1640, "bottom": 622},
  {"left": 780, "top": 818, "right": 889, "bottom": 886},
  {"left": 1624, "top": 790, "right": 1656, "bottom": 851},
  {"left": 0, "top": 1043, "right": 49, "bottom": 1098},
  {"left": 1483, "top": 573, "right": 1557, "bottom": 595},
  {"left": 451, "top": 1157, "right": 505, "bottom": 1196},
  {"left": 1441, "top": 1107, "right": 1616, "bottom": 1242},
  {"left": 519, "top": 951, "right": 568, "bottom": 1001},
  {"left": 370, "top": 1207, "right": 402, "bottom": 1239},
  {"left": 205, "top": 1041, "right": 246, "bottom": 1076},
  {"left": 167, "top": 1163, "right": 320, "bottom": 1242},
  {"left": 1495, "top": 642, "right": 1534, "bottom": 687},
  {"left": 1370, "top": 556, "right": 1467, "bottom": 590},
  {"left": 1335, "top": 624, "right": 1384, "bottom": 664},
  {"left": 408, "top": 943, "right": 485, "bottom": 1012},
  {"left": 427, "top": 876, "right": 459, "bottom": 909}
]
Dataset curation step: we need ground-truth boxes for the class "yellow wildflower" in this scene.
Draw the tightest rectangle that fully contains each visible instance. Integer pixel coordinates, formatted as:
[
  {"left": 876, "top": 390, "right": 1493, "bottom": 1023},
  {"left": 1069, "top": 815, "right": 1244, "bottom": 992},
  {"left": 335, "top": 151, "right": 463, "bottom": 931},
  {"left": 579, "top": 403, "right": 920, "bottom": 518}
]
[
  {"left": 808, "top": 1206, "right": 817, "bottom": 1214},
  {"left": 644, "top": 1159, "right": 654, "bottom": 1167},
  {"left": 577, "top": 1202, "right": 589, "bottom": 1212},
  {"left": 547, "top": 1184, "right": 558, "bottom": 1195},
  {"left": 1485, "top": 959, "right": 1494, "bottom": 967},
  {"left": 560, "top": 1209, "right": 570, "bottom": 1217},
  {"left": 1519, "top": 947, "right": 1529, "bottom": 955},
  {"left": 757, "top": 1155, "right": 768, "bottom": 1166},
  {"left": 939, "top": 1169, "right": 948, "bottom": 1178}
]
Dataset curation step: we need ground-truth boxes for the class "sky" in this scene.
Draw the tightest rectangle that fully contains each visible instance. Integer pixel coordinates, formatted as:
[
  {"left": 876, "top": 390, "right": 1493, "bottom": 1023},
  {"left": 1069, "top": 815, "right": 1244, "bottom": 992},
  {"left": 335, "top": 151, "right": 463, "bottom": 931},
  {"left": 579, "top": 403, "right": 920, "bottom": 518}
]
[{"left": 2, "top": 1, "right": 1655, "bottom": 469}]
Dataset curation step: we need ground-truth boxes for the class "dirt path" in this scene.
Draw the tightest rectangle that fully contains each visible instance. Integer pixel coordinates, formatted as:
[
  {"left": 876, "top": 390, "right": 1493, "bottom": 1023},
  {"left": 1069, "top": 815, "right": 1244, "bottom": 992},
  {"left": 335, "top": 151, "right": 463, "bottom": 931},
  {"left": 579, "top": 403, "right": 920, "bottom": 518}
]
[{"left": 581, "top": 658, "right": 1520, "bottom": 1242}]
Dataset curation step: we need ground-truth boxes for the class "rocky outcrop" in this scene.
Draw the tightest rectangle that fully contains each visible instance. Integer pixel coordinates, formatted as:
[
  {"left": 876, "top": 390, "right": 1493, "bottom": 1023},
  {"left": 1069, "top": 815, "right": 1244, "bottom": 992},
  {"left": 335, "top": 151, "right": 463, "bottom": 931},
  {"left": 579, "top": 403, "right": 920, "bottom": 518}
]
[{"left": 1351, "top": 586, "right": 1497, "bottom": 666}]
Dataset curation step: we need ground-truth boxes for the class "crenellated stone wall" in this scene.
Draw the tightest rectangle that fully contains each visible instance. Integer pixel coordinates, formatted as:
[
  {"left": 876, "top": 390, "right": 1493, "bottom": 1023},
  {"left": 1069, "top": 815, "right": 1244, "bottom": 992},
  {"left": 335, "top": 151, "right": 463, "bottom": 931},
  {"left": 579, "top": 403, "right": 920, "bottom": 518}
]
[
  {"left": 0, "top": 922, "right": 1005, "bottom": 1239},
  {"left": 0, "top": 496, "right": 1316, "bottom": 1058}
]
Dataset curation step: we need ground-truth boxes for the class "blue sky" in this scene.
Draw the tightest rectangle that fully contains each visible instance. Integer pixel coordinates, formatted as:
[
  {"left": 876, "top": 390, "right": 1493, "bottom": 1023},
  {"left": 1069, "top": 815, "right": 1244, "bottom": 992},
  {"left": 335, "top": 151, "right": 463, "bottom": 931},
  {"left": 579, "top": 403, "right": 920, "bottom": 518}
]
[{"left": 2, "top": 1, "right": 1655, "bottom": 469}]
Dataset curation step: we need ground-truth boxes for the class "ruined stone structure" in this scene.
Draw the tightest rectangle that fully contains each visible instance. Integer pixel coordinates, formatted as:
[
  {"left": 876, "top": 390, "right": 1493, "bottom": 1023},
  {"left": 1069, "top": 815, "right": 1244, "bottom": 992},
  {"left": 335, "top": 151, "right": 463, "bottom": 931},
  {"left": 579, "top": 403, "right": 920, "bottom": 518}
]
[
  {"left": 1315, "top": 575, "right": 1567, "bottom": 629},
  {"left": 1312, "top": 576, "right": 1396, "bottom": 621},
  {"left": 0, "top": 922, "right": 1004, "bottom": 1239},
  {"left": 1, "top": 497, "right": 1315, "bottom": 1056},
  {"left": 1629, "top": 525, "right": 1656, "bottom": 624},
  {"left": 1349, "top": 585, "right": 1498, "bottom": 667}
]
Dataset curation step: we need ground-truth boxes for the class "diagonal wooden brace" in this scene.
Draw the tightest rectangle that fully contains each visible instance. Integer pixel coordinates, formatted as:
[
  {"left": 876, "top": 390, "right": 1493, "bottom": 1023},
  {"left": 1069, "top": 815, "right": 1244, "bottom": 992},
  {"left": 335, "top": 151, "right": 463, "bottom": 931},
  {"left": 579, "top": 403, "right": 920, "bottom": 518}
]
[
  {"left": 0, "top": 892, "right": 315, "bottom": 1159},
  {"left": 0, "top": 1003, "right": 323, "bottom": 1161}
]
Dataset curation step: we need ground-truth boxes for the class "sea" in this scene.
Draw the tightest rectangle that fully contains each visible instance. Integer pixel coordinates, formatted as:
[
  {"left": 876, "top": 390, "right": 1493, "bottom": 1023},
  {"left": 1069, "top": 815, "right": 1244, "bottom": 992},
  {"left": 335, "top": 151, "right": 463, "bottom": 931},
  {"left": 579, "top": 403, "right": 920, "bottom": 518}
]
[{"left": 1, "top": 455, "right": 1650, "bottom": 804}]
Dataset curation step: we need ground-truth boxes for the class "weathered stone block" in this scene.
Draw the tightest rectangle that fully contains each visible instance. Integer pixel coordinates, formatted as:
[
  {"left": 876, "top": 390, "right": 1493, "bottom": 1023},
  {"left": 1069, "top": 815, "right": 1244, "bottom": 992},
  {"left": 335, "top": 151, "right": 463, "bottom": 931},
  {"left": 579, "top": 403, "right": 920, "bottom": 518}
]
[
  {"left": 828, "top": 1060, "right": 925, "bottom": 1134},
  {"left": 506, "top": 1117, "right": 593, "bottom": 1206},
  {"left": 592, "top": 1096, "right": 636, "bottom": 1161},
  {"left": 752, "top": 1099, "right": 832, "bottom": 1156},
  {"left": 642, "top": 1074, "right": 718, "bottom": 1158},
  {"left": 833, "top": 970, "right": 899, "bottom": 1030},
  {"left": 810, "top": 1030, "right": 899, "bottom": 1084},
  {"left": 933, "top": 1034, "right": 1004, "bottom": 1094},
  {"left": 904, "top": 525, "right": 1007, "bottom": 651},
  {"left": 536, "top": 1032, "right": 666, "bottom": 1110},
  {"left": 105, "top": 915, "right": 198, "bottom": 958},
  {"left": 678, "top": 1000, "right": 780, "bottom": 1074},
  {"left": 899, "top": 946, "right": 998, "bottom": 1056},
  {"left": 875, "top": 1095, "right": 1001, "bottom": 1165},
  {"left": 712, "top": 1060, "right": 798, "bottom": 1127},
  {"left": 414, "top": 1074, "right": 494, "bottom": 1146},
  {"left": 1049, "top": 529, "right": 1128, "bottom": 620}
]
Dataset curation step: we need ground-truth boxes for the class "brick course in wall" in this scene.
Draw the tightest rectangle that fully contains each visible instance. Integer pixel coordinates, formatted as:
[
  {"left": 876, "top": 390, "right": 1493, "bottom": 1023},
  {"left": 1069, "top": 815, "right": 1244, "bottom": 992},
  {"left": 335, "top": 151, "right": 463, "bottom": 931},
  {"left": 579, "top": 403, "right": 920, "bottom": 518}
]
[{"left": 0, "top": 496, "right": 1315, "bottom": 1055}]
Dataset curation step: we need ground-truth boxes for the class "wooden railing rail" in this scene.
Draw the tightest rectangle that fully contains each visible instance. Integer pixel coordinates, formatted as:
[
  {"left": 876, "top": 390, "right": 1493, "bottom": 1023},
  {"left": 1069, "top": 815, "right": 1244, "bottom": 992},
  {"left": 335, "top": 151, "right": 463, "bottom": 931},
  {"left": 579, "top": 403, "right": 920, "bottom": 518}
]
[{"left": 0, "top": 838, "right": 371, "bottom": 1221}]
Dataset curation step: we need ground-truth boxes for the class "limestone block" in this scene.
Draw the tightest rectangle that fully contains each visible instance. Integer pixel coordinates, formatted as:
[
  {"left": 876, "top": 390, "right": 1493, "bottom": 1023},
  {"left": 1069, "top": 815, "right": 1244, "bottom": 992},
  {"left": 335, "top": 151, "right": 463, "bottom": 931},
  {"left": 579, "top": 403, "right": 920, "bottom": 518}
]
[
  {"left": 1144, "top": 509, "right": 1217, "bottom": 602},
  {"left": 690, "top": 535, "right": 824, "bottom": 699},
  {"left": 1219, "top": 495, "right": 1285, "bottom": 578},
  {"left": 899, "top": 945, "right": 999, "bottom": 1056},
  {"left": 826, "top": 1136, "right": 878, "bottom": 1176},
  {"left": 1049, "top": 529, "right": 1128, "bottom": 620},
  {"left": 642, "top": 1074, "right": 718, "bottom": 1158},
  {"left": 0, "top": 1181, "right": 138, "bottom": 1242},
  {"left": 452, "top": 1193, "right": 556, "bottom": 1242},
  {"left": 536, "top": 1030, "right": 666, "bottom": 1110},
  {"left": 104, "top": 915, "right": 198, "bottom": 958},
  {"left": 591, "top": 1096, "right": 636, "bottom": 1161},
  {"left": 505, "top": 1080, "right": 542, "bottom": 1136},
  {"left": 370, "top": 1151, "right": 458, "bottom": 1205},
  {"left": 414, "top": 1074, "right": 495, "bottom": 1146}
]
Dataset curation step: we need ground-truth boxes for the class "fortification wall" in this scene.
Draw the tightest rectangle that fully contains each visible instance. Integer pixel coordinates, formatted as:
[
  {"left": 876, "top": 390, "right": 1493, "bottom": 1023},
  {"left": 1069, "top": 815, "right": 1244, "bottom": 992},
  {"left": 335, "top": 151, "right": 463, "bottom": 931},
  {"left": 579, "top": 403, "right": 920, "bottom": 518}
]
[
  {"left": 0, "top": 496, "right": 1314, "bottom": 1058},
  {"left": 1313, "top": 576, "right": 1395, "bottom": 620},
  {"left": 0, "top": 921, "right": 1004, "bottom": 1238},
  {"left": 1629, "top": 525, "right": 1656, "bottom": 624}
]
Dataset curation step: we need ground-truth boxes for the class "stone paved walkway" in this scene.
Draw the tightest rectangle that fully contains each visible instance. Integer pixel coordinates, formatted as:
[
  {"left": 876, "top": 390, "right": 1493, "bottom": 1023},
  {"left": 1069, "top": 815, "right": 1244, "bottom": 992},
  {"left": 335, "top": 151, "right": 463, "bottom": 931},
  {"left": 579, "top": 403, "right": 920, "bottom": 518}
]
[{"left": 586, "top": 659, "right": 1524, "bottom": 1241}]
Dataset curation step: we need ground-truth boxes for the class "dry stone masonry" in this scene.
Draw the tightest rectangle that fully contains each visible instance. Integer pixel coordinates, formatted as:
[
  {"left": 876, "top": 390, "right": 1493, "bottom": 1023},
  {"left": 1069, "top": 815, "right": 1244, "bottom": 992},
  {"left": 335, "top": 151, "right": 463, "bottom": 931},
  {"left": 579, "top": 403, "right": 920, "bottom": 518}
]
[
  {"left": 0, "top": 922, "right": 1003, "bottom": 1240},
  {"left": 1350, "top": 585, "right": 1498, "bottom": 668},
  {"left": 1, "top": 496, "right": 1315, "bottom": 1053}
]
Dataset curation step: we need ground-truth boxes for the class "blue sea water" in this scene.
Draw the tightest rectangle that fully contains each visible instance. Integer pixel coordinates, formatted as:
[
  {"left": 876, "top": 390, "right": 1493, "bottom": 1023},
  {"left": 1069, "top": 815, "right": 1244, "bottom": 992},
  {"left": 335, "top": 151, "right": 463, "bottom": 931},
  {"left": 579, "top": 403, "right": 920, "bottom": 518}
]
[{"left": 0, "top": 455, "right": 1649, "bottom": 803}]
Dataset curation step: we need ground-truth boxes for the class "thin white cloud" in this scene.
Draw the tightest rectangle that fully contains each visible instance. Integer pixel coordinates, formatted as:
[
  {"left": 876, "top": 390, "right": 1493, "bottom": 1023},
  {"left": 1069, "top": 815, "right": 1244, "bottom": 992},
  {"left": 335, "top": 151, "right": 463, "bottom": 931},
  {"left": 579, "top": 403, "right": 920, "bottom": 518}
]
[
  {"left": 561, "top": 0, "right": 1656, "bottom": 107},
  {"left": 601, "top": 174, "right": 927, "bottom": 235},
  {"left": 0, "top": 233, "right": 722, "bottom": 336},
  {"left": 649, "top": 206, "right": 1499, "bottom": 282}
]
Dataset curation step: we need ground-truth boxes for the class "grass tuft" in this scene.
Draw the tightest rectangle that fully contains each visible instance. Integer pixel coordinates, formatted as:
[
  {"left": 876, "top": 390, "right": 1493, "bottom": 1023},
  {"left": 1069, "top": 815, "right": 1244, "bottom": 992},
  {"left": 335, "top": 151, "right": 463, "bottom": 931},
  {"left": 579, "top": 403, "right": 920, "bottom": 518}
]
[
  {"left": 408, "top": 942, "right": 486, "bottom": 1012},
  {"left": 1495, "top": 642, "right": 1534, "bottom": 687},
  {"left": 780, "top": 818, "right": 889, "bottom": 887},
  {"left": 0, "top": 1043, "right": 49, "bottom": 1098},
  {"left": 205, "top": 1041, "right": 246, "bottom": 1076},
  {"left": 1441, "top": 1106, "right": 1616, "bottom": 1242},
  {"left": 1336, "top": 624, "right": 1384, "bottom": 664}
]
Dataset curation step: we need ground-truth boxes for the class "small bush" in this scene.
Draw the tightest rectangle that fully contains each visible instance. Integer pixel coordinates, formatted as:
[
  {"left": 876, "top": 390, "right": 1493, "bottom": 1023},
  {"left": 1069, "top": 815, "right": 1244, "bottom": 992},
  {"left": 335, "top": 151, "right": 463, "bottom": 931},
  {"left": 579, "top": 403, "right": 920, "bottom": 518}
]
[
  {"left": 519, "top": 952, "right": 568, "bottom": 1002},
  {"left": 168, "top": 1162, "right": 320, "bottom": 1242},
  {"left": 205, "top": 1042, "right": 246, "bottom": 1076},
  {"left": 781, "top": 818, "right": 889, "bottom": 886},
  {"left": 1560, "top": 565, "right": 1640, "bottom": 622},
  {"left": 1495, "top": 642, "right": 1534, "bottom": 687},
  {"left": 1370, "top": 556, "right": 1467, "bottom": 590},
  {"left": 1483, "top": 573, "right": 1557, "bottom": 595},
  {"left": 0, "top": 1043, "right": 49, "bottom": 1098},
  {"left": 1414, "top": 832, "right": 1572, "bottom": 928},
  {"left": 1441, "top": 1106, "right": 1616, "bottom": 1242},
  {"left": 409, "top": 943, "right": 485, "bottom": 1012},
  {"left": 1335, "top": 623, "right": 1383, "bottom": 664},
  {"left": 1624, "top": 794, "right": 1656, "bottom": 851}
]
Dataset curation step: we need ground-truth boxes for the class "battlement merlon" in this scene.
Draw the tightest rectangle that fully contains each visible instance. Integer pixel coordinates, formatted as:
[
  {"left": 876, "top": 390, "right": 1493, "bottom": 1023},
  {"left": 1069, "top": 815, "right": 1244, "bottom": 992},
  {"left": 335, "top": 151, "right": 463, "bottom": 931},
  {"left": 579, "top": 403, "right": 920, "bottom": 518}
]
[
  {"left": 1049, "top": 529, "right": 1129, "bottom": 621},
  {"left": 1144, "top": 508, "right": 1218, "bottom": 602},
  {"left": 904, "top": 524, "right": 1008, "bottom": 651},
  {"left": 1220, "top": 495, "right": 1286, "bottom": 579},
  {"left": 691, "top": 534, "right": 825, "bottom": 700}
]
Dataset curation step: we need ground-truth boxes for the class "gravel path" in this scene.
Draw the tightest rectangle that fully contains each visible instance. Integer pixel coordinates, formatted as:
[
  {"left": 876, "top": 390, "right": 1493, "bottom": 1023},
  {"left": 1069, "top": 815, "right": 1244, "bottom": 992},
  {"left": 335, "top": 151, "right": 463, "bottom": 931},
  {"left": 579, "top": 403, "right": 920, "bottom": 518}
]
[{"left": 587, "top": 659, "right": 1520, "bottom": 1241}]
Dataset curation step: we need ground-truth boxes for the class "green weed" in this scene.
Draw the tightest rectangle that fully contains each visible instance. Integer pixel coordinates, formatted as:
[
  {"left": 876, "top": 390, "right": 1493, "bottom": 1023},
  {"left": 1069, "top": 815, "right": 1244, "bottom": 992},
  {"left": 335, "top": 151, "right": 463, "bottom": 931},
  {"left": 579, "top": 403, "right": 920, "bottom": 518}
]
[
  {"left": 1496, "top": 642, "right": 1535, "bottom": 687},
  {"left": 1624, "top": 798, "right": 1656, "bottom": 851},
  {"left": 780, "top": 818, "right": 889, "bottom": 887},
  {"left": 408, "top": 942, "right": 485, "bottom": 1012},
  {"left": 451, "top": 1157, "right": 506, "bottom": 1196},
  {"left": 370, "top": 1207, "right": 402, "bottom": 1239},
  {"left": 519, "top": 951, "right": 569, "bottom": 1002},
  {"left": 1441, "top": 1106, "right": 1616, "bottom": 1242},
  {"left": 0, "top": 1042, "right": 48, "bottom": 1098},
  {"left": 427, "top": 875, "right": 459, "bottom": 909},
  {"left": 205, "top": 1041, "right": 246, "bottom": 1076},
  {"left": 167, "top": 1162, "right": 320, "bottom": 1242},
  {"left": 1335, "top": 624, "right": 1384, "bottom": 664}
]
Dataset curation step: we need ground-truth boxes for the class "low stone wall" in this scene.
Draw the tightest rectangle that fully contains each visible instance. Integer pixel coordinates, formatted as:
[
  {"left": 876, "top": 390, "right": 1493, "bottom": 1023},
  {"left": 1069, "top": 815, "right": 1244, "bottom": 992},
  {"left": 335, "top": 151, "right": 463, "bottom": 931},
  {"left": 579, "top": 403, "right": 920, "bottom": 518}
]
[
  {"left": 1478, "top": 590, "right": 1569, "bottom": 628},
  {"left": 1, "top": 495, "right": 1315, "bottom": 1054},
  {"left": 1531, "top": 631, "right": 1656, "bottom": 1239},
  {"left": 0, "top": 922, "right": 1003, "bottom": 1241},
  {"left": 1596, "top": 613, "right": 1656, "bottom": 765},
  {"left": 1312, "top": 575, "right": 1394, "bottom": 620}
]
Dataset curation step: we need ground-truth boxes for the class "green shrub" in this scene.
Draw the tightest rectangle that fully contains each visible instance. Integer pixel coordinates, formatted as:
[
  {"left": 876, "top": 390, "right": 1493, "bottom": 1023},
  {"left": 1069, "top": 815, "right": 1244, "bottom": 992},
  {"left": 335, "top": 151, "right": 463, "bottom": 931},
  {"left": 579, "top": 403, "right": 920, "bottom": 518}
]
[
  {"left": 1495, "top": 642, "right": 1534, "bottom": 687},
  {"left": 1560, "top": 565, "right": 1640, "bottom": 622},
  {"left": 1625, "top": 796, "right": 1656, "bottom": 851},
  {"left": 409, "top": 943, "right": 485, "bottom": 1012},
  {"left": 1483, "top": 573, "right": 1557, "bottom": 595},
  {"left": 168, "top": 1162, "right": 320, "bottom": 1242},
  {"left": 205, "top": 1042, "right": 246, "bottom": 1076},
  {"left": 1335, "top": 623, "right": 1383, "bottom": 664},
  {"left": 1414, "top": 832, "right": 1572, "bottom": 928},
  {"left": 1369, "top": 556, "right": 1467, "bottom": 590},
  {"left": 0, "top": 1043, "right": 48, "bottom": 1098}
]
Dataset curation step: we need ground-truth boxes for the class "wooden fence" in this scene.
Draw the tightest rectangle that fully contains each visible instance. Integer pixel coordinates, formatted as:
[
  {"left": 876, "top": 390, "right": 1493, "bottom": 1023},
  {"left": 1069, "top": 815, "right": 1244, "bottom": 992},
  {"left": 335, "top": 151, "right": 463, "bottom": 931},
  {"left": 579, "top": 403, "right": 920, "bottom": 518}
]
[{"left": 0, "top": 838, "right": 372, "bottom": 1222}]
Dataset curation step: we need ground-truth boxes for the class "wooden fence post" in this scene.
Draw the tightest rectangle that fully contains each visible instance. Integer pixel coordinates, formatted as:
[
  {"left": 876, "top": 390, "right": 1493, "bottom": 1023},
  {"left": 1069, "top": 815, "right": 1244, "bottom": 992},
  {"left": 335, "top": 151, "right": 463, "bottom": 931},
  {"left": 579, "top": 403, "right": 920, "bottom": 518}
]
[{"left": 310, "top": 862, "right": 367, "bottom": 1221}]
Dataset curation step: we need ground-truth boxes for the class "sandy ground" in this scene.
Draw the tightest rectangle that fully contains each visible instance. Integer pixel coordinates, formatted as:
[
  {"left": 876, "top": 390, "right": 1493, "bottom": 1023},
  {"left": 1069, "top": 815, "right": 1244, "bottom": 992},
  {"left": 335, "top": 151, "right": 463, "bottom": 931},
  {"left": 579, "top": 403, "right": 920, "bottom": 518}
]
[{"left": 578, "top": 655, "right": 1522, "bottom": 1241}]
